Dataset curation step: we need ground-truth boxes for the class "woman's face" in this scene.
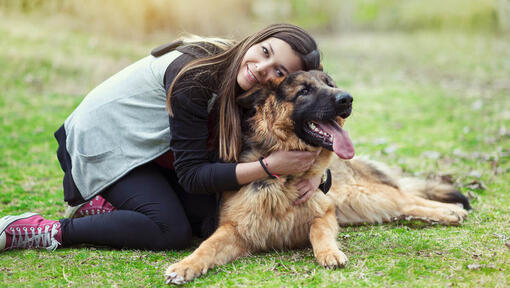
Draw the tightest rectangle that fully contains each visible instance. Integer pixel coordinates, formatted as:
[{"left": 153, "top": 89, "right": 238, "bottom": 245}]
[{"left": 237, "top": 37, "right": 303, "bottom": 91}]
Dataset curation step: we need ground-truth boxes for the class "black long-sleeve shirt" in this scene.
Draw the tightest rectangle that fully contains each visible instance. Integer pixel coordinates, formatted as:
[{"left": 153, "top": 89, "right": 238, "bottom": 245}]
[{"left": 163, "top": 48, "right": 241, "bottom": 195}]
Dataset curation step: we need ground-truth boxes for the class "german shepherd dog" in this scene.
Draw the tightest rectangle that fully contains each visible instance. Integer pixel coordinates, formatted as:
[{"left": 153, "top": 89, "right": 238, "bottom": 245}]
[{"left": 164, "top": 70, "right": 470, "bottom": 284}]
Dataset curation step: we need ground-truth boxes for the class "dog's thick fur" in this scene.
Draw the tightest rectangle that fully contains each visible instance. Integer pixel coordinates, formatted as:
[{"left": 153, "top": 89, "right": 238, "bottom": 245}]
[{"left": 164, "top": 71, "right": 470, "bottom": 284}]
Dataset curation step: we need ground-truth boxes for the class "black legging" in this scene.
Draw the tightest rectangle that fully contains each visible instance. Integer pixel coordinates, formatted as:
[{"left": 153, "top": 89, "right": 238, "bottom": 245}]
[{"left": 59, "top": 162, "right": 218, "bottom": 250}]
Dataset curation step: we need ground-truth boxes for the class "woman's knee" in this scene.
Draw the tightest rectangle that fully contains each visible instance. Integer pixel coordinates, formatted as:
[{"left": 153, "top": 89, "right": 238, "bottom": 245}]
[{"left": 151, "top": 222, "right": 193, "bottom": 250}]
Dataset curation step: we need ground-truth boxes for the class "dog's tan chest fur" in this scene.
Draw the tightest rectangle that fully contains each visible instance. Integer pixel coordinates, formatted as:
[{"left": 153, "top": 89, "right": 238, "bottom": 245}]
[
  {"left": 219, "top": 178, "right": 331, "bottom": 251},
  {"left": 215, "top": 151, "right": 335, "bottom": 250}
]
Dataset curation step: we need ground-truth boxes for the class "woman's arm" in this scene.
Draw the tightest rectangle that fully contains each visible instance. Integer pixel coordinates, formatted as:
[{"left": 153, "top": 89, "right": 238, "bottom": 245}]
[
  {"left": 165, "top": 54, "right": 242, "bottom": 194},
  {"left": 235, "top": 150, "right": 320, "bottom": 185},
  {"left": 169, "top": 87, "right": 241, "bottom": 194}
]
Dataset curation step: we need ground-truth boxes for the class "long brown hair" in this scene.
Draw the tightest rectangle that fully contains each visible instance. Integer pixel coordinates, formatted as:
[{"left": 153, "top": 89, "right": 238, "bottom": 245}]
[{"left": 167, "top": 23, "right": 320, "bottom": 162}]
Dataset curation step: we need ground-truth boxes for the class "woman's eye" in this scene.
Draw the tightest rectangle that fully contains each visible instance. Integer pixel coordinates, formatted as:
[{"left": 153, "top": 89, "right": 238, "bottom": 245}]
[
  {"left": 276, "top": 69, "right": 284, "bottom": 77},
  {"left": 262, "top": 46, "right": 269, "bottom": 56}
]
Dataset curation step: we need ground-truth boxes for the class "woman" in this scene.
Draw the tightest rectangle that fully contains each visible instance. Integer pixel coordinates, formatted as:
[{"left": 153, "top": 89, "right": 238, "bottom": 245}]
[{"left": 0, "top": 23, "right": 324, "bottom": 251}]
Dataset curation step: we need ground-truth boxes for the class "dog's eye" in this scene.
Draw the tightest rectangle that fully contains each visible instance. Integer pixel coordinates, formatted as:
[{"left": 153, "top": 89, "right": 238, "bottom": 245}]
[
  {"left": 325, "top": 79, "right": 335, "bottom": 87},
  {"left": 298, "top": 88, "right": 309, "bottom": 96}
]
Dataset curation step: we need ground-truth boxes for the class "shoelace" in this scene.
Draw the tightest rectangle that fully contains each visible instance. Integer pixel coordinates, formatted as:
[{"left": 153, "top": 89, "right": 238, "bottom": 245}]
[
  {"left": 9, "top": 224, "right": 61, "bottom": 251},
  {"left": 81, "top": 209, "right": 108, "bottom": 216}
]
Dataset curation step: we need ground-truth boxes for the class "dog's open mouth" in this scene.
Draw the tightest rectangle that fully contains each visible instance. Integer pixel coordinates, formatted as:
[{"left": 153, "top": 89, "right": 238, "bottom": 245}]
[{"left": 304, "top": 120, "right": 355, "bottom": 159}]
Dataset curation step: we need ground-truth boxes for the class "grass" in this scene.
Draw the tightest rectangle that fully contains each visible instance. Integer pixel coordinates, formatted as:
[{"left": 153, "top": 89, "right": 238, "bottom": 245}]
[{"left": 1, "top": 13, "right": 509, "bottom": 287}]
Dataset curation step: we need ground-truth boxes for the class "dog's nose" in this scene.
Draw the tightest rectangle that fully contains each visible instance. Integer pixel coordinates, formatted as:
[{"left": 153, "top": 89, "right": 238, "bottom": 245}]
[{"left": 335, "top": 93, "right": 353, "bottom": 106}]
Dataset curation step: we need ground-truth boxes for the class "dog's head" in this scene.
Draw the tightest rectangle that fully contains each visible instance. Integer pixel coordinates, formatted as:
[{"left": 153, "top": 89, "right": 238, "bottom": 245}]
[{"left": 237, "top": 70, "right": 354, "bottom": 159}]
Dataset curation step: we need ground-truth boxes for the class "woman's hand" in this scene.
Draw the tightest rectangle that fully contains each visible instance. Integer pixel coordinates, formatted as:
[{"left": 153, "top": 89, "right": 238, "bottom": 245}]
[
  {"left": 264, "top": 150, "right": 320, "bottom": 176},
  {"left": 235, "top": 149, "right": 321, "bottom": 187},
  {"left": 294, "top": 175, "right": 322, "bottom": 205}
]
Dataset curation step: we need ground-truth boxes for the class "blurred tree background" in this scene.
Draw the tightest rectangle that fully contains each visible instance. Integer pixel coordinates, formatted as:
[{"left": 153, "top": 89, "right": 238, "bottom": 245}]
[{"left": 1, "top": 0, "right": 509, "bottom": 38}]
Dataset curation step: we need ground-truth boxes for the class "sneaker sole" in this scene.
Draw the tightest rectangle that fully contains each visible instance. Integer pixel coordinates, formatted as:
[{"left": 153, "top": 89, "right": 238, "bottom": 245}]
[
  {"left": 0, "top": 212, "right": 39, "bottom": 250},
  {"left": 64, "top": 204, "right": 85, "bottom": 219}
]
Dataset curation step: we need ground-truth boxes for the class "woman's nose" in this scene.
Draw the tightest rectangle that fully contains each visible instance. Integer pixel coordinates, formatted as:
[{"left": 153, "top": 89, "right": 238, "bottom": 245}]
[{"left": 256, "top": 60, "right": 271, "bottom": 79}]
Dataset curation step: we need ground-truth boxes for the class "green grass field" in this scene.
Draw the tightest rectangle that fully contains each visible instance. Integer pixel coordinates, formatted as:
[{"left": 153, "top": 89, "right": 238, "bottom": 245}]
[{"left": 1, "top": 14, "right": 509, "bottom": 287}]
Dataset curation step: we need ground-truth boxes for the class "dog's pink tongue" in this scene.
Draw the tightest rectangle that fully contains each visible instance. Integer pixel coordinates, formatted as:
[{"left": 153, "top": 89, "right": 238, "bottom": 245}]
[{"left": 319, "top": 121, "right": 355, "bottom": 159}]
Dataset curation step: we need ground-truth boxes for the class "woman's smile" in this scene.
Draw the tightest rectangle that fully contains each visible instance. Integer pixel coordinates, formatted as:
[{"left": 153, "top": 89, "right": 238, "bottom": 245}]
[{"left": 246, "top": 65, "right": 258, "bottom": 85}]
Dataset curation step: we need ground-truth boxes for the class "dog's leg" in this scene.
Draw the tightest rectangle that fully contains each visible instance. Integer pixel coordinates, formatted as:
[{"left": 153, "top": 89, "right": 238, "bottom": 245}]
[
  {"left": 400, "top": 196, "right": 468, "bottom": 225},
  {"left": 309, "top": 206, "right": 348, "bottom": 268},
  {"left": 398, "top": 176, "right": 471, "bottom": 210},
  {"left": 164, "top": 223, "right": 248, "bottom": 285}
]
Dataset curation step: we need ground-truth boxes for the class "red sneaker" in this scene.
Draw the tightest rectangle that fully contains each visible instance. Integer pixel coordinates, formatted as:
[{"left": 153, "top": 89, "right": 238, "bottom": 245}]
[
  {"left": 0, "top": 212, "right": 62, "bottom": 251},
  {"left": 64, "top": 195, "right": 116, "bottom": 218}
]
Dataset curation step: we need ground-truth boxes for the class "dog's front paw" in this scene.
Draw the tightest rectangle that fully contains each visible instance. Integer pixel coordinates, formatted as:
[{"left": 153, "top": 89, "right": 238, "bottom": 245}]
[
  {"left": 316, "top": 249, "right": 348, "bottom": 269},
  {"left": 164, "top": 261, "right": 207, "bottom": 285}
]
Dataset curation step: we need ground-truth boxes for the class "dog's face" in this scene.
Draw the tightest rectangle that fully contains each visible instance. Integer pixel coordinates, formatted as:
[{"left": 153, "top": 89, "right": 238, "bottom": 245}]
[{"left": 237, "top": 70, "right": 354, "bottom": 159}]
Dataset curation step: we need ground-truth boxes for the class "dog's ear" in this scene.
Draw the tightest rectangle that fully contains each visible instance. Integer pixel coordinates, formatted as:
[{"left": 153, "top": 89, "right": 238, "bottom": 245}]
[
  {"left": 268, "top": 76, "right": 285, "bottom": 88},
  {"left": 237, "top": 76, "right": 283, "bottom": 108},
  {"left": 237, "top": 86, "right": 268, "bottom": 108}
]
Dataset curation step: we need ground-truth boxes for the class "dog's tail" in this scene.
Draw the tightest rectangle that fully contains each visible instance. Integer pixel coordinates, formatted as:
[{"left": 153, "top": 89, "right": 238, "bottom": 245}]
[{"left": 398, "top": 177, "right": 472, "bottom": 210}]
